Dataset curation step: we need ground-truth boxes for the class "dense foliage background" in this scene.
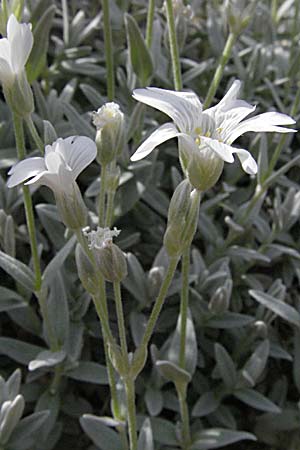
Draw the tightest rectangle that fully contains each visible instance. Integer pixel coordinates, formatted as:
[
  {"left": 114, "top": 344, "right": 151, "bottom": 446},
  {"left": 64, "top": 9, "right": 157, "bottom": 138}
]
[{"left": 0, "top": 0, "right": 299, "bottom": 449}]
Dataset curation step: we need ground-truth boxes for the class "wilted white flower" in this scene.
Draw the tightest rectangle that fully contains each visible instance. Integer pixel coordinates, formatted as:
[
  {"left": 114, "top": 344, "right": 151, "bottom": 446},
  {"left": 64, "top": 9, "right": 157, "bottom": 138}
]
[
  {"left": 0, "top": 14, "right": 33, "bottom": 88},
  {"left": 85, "top": 227, "right": 121, "bottom": 249},
  {"left": 7, "top": 136, "right": 97, "bottom": 229},
  {"left": 92, "top": 102, "right": 125, "bottom": 165},
  {"left": 130, "top": 80, "right": 296, "bottom": 190}
]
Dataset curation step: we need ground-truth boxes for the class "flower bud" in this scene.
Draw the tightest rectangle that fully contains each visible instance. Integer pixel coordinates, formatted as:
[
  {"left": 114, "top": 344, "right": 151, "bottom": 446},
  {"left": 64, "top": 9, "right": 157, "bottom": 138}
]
[
  {"left": 92, "top": 102, "right": 125, "bottom": 166},
  {"left": 55, "top": 182, "right": 87, "bottom": 230},
  {"left": 225, "top": 0, "right": 256, "bottom": 35},
  {"left": 75, "top": 244, "right": 98, "bottom": 295},
  {"left": 163, "top": 183, "right": 200, "bottom": 257},
  {"left": 147, "top": 266, "right": 165, "bottom": 300},
  {"left": 5, "top": 72, "right": 34, "bottom": 117},
  {"left": 179, "top": 138, "right": 224, "bottom": 192},
  {"left": 106, "top": 164, "right": 121, "bottom": 193},
  {"left": 208, "top": 287, "right": 229, "bottom": 315},
  {"left": 86, "top": 227, "right": 127, "bottom": 283}
]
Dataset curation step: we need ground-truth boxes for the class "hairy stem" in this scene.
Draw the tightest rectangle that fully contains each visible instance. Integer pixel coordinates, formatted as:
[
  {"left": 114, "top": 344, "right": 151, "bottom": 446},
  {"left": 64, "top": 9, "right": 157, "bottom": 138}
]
[
  {"left": 25, "top": 115, "right": 44, "bottom": 154},
  {"left": 165, "top": 0, "right": 182, "bottom": 91},
  {"left": 98, "top": 164, "right": 108, "bottom": 226},
  {"left": 145, "top": 0, "right": 155, "bottom": 48},
  {"left": 124, "top": 378, "right": 137, "bottom": 450},
  {"left": 102, "top": 0, "right": 115, "bottom": 101},
  {"left": 203, "top": 32, "right": 236, "bottom": 109}
]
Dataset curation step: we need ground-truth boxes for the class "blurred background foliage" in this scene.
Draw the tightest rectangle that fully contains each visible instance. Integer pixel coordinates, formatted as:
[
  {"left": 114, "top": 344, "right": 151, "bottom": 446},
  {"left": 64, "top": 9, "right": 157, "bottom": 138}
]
[{"left": 0, "top": 0, "right": 299, "bottom": 449}]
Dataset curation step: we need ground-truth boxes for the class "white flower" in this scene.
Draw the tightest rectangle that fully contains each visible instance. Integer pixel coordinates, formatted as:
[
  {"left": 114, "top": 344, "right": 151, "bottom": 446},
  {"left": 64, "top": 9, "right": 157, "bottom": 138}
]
[
  {"left": 0, "top": 14, "right": 33, "bottom": 87},
  {"left": 85, "top": 227, "right": 121, "bottom": 249},
  {"left": 7, "top": 136, "right": 97, "bottom": 193},
  {"left": 92, "top": 102, "right": 123, "bottom": 129},
  {"left": 130, "top": 80, "right": 296, "bottom": 176}
]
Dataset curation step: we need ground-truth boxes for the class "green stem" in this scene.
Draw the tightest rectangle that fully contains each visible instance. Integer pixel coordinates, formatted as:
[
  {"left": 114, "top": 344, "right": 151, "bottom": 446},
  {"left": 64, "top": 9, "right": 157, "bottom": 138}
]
[
  {"left": 102, "top": 0, "right": 115, "bottom": 101},
  {"left": 145, "top": 0, "right": 155, "bottom": 48},
  {"left": 124, "top": 378, "right": 138, "bottom": 450},
  {"left": 165, "top": 0, "right": 182, "bottom": 91},
  {"left": 177, "top": 385, "right": 191, "bottom": 449},
  {"left": 12, "top": 114, "right": 42, "bottom": 291},
  {"left": 203, "top": 32, "right": 236, "bottom": 109},
  {"left": 99, "top": 164, "right": 108, "bottom": 226},
  {"left": 179, "top": 248, "right": 190, "bottom": 369},
  {"left": 113, "top": 282, "right": 128, "bottom": 359},
  {"left": 105, "top": 189, "right": 116, "bottom": 227},
  {"left": 140, "top": 256, "right": 179, "bottom": 350},
  {"left": 25, "top": 115, "right": 44, "bottom": 154}
]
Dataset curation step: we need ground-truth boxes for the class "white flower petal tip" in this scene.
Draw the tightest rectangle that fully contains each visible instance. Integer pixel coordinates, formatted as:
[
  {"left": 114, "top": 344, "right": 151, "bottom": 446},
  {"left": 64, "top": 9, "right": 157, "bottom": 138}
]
[
  {"left": 130, "top": 122, "right": 180, "bottom": 161},
  {"left": 7, "top": 136, "right": 96, "bottom": 194},
  {"left": 233, "top": 149, "right": 258, "bottom": 175}
]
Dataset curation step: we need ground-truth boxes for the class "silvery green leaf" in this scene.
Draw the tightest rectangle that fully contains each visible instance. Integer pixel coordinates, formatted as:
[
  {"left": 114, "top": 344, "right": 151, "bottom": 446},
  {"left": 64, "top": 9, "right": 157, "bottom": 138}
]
[
  {"left": 43, "top": 120, "right": 58, "bottom": 145},
  {"left": 0, "top": 395, "right": 25, "bottom": 445},
  {"left": 234, "top": 388, "right": 281, "bottom": 413},
  {"left": 66, "top": 362, "right": 108, "bottom": 385},
  {"left": 6, "top": 410, "right": 50, "bottom": 450},
  {"left": 43, "top": 235, "right": 76, "bottom": 284},
  {"left": 46, "top": 273, "right": 69, "bottom": 346},
  {"left": 62, "top": 102, "right": 95, "bottom": 138},
  {"left": 192, "top": 391, "right": 220, "bottom": 418},
  {"left": 250, "top": 290, "right": 300, "bottom": 328},
  {"left": 155, "top": 360, "right": 191, "bottom": 385},
  {"left": 145, "top": 387, "right": 163, "bottom": 417},
  {"left": 0, "top": 287, "right": 26, "bottom": 312},
  {"left": 125, "top": 14, "right": 153, "bottom": 85},
  {"left": 138, "top": 418, "right": 153, "bottom": 450},
  {"left": 28, "top": 350, "right": 66, "bottom": 372},
  {"left": 35, "top": 203, "right": 65, "bottom": 249},
  {"left": 5, "top": 369, "right": 21, "bottom": 401},
  {"left": 167, "top": 308, "right": 198, "bottom": 376},
  {"left": 35, "top": 390, "right": 60, "bottom": 440},
  {"left": 3, "top": 214, "right": 15, "bottom": 257},
  {"left": 0, "top": 338, "right": 44, "bottom": 365},
  {"left": 80, "top": 414, "right": 122, "bottom": 450},
  {"left": 215, "top": 344, "right": 237, "bottom": 390},
  {"left": 27, "top": 5, "right": 56, "bottom": 82},
  {"left": 228, "top": 246, "right": 271, "bottom": 263},
  {"left": 130, "top": 312, "right": 147, "bottom": 347},
  {"left": 191, "top": 428, "right": 257, "bottom": 449},
  {"left": 122, "top": 253, "right": 147, "bottom": 305},
  {"left": 207, "top": 312, "right": 254, "bottom": 329},
  {"left": 149, "top": 417, "right": 177, "bottom": 446},
  {"left": 241, "top": 340, "right": 269, "bottom": 387},
  {"left": 80, "top": 83, "right": 105, "bottom": 108},
  {"left": 0, "top": 251, "right": 35, "bottom": 292},
  {"left": 8, "top": 305, "right": 42, "bottom": 336}
]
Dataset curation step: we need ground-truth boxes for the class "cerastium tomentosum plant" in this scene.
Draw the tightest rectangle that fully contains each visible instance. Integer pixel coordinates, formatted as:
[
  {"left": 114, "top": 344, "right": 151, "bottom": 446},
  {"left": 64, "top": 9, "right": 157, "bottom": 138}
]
[{"left": 0, "top": 2, "right": 299, "bottom": 450}]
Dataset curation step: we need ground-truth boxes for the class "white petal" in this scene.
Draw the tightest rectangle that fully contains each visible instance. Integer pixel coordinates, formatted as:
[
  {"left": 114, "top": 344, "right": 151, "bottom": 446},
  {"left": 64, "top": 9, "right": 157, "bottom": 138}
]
[
  {"left": 61, "top": 136, "right": 97, "bottom": 179},
  {"left": 228, "top": 112, "right": 296, "bottom": 143},
  {"left": 7, "top": 157, "right": 45, "bottom": 188},
  {"left": 45, "top": 151, "right": 64, "bottom": 174},
  {"left": 200, "top": 136, "right": 235, "bottom": 163},
  {"left": 8, "top": 15, "right": 33, "bottom": 74},
  {"left": 217, "top": 80, "right": 242, "bottom": 108},
  {"left": 0, "top": 39, "right": 11, "bottom": 64},
  {"left": 25, "top": 171, "right": 59, "bottom": 191},
  {"left": 130, "top": 122, "right": 180, "bottom": 161},
  {"left": 0, "top": 57, "right": 14, "bottom": 86},
  {"left": 233, "top": 149, "right": 258, "bottom": 175},
  {"left": 133, "top": 87, "right": 202, "bottom": 132}
]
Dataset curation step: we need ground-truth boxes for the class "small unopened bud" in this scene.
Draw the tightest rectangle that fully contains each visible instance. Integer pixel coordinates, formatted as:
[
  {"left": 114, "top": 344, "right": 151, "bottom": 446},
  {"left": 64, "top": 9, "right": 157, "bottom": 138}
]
[
  {"left": 164, "top": 182, "right": 200, "bottom": 257},
  {"left": 86, "top": 227, "right": 127, "bottom": 283},
  {"left": 225, "top": 0, "right": 256, "bottom": 35},
  {"left": 208, "top": 286, "right": 229, "bottom": 315},
  {"left": 106, "top": 165, "right": 121, "bottom": 193},
  {"left": 250, "top": 320, "right": 268, "bottom": 340},
  {"left": 5, "top": 72, "right": 34, "bottom": 117},
  {"left": 75, "top": 244, "right": 98, "bottom": 294},
  {"left": 92, "top": 102, "right": 125, "bottom": 166},
  {"left": 179, "top": 139, "right": 224, "bottom": 192},
  {"left": 55, "top": 182, "right": 87, "bottom": 230}
]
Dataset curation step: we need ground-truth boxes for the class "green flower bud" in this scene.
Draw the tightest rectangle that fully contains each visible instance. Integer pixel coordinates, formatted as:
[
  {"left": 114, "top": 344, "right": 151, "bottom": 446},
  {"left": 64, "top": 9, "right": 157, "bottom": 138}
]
[
  {"left": 92, "top": 102, "right": 125, "bottom": 166},
  {"left": 106, "top": 164, "right": 121, "bottom": 193},
  {"left": 179, "top": 138, "right": 224, "bottom": 192},
  {"left": 208, "top": 286, "right": 230, "bottom": 315},
  {"left": 225, "top": 0, "right": 256, "bottom": 35},
  {"left": 75, "top": 244, "right": 98, "bottom": 295},
  {"left": 55, "top": 182, "right": 87, "bottom": 230},
  {"left": 5, "top": 72, "right": 34, "bottom": 117},
  {"left": 163, "top": 182, "right": 200, "bottom": 257},
  {"left": 86, "top": 227, "right": 127, "bottom": 283},
  {"left": 147, "top": 266, "right": 165, "bottom": 300}
]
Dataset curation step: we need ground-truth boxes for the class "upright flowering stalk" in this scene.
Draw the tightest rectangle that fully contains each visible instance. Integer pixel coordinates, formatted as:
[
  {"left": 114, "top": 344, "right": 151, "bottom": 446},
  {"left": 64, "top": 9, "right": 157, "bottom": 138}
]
[
  {"left": 0, "top": 14, "right": 34, "bottom": 116},
  {"left": 7, "top": 136, "right": 97, "bottom": 229},
  {"left": 131, "top": 80, "right": 296, "bottom": 191}
]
